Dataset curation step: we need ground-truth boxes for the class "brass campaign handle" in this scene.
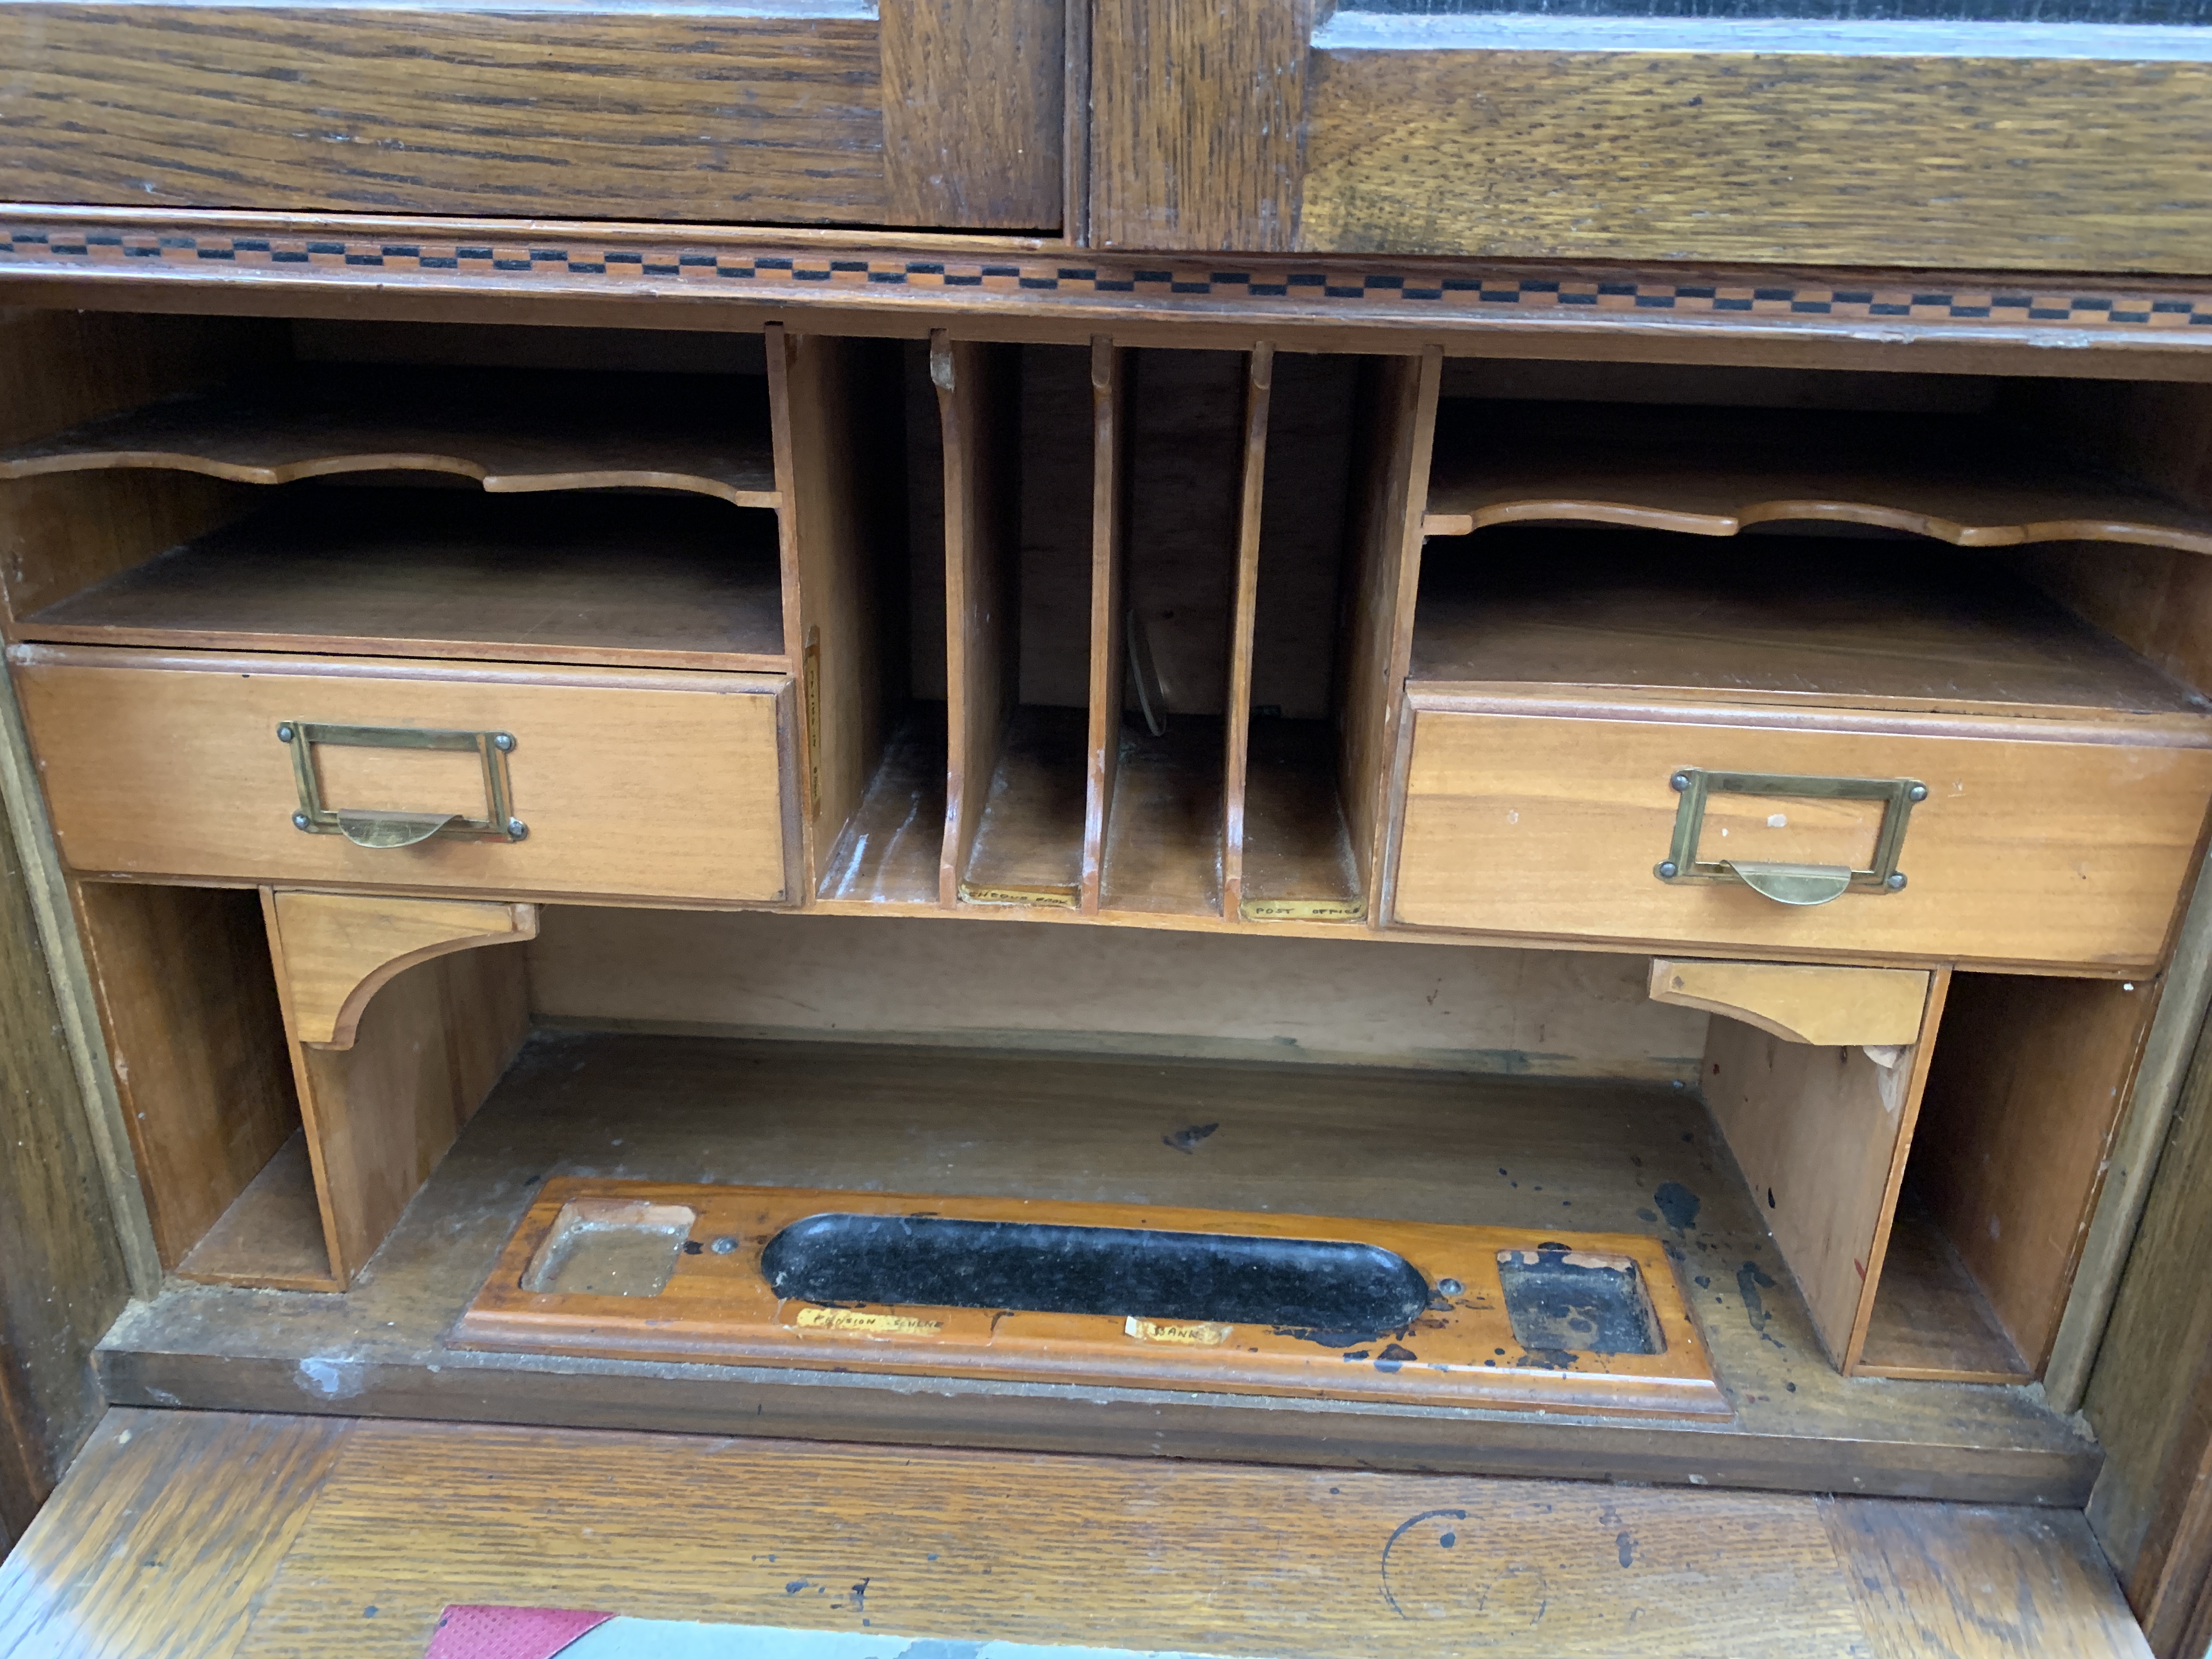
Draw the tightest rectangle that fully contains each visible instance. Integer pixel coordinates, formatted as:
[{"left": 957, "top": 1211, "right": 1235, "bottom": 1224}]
[
  {"left": 279, "top": 721, "right": 527, "bottom": 847},
  {"left": 1654, "top": 768, "right": 1924, "bottom": 906}
]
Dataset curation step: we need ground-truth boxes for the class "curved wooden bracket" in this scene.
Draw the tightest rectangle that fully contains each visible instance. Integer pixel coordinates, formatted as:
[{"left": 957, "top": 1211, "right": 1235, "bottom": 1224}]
[
  {"left": 269, "top": 890, "right": 538, "bottom": 1051},
  {"left": 1649, "top": 958, "right": 1930, "bottom": 1049}
]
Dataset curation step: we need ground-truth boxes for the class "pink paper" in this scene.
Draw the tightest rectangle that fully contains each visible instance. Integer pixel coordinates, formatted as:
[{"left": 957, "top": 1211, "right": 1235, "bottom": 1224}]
[{"left": 422, "top": 1605, "right": 615, "bottom": 1659}]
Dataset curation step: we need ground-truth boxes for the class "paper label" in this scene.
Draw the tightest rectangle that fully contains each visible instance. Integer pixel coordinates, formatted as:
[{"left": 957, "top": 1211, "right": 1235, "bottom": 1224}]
[
  {"left": 1124, "top": 1316, "right": 1234, "bottom": 1346},
  {"left": 794, "top": 1307, "right": 944, "bottom": 1335}
]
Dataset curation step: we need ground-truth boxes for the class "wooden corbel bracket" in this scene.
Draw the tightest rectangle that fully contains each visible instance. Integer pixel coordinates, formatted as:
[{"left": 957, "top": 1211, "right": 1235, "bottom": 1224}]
[
  {"left": 1648, "top": 958, "right": 1931, "bottom": 1050},
  {"left": 266, "top": 890, "right": 538, "bottom": 1050}
]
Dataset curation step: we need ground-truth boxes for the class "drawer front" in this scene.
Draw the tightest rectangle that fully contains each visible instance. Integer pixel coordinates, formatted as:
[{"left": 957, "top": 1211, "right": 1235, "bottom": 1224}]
[
  {"left": 12, "top": 648, "right": 793, "bottom": 904},
  {"left": 1391, "top": 701, "right": 2212, "bottom": 969}
]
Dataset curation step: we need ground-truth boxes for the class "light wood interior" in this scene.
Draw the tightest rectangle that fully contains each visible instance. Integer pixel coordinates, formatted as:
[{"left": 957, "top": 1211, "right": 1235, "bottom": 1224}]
[{"left": 8, "top": 314, "right": 2211, "bottom": 1480}]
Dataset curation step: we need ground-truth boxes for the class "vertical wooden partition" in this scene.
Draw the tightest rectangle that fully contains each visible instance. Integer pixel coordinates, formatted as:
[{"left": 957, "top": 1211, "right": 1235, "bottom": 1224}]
[
  {"left": 1221, "top": 344, "right": 1274, "bottom": 917},
  {"left": 933, "top": 333, "right": 1020, "bottom": 907},
  {"left": 1080, "top": 338, "right": 1131, "bottom": 914},
  {"left": 769, "top": 328, "right": 885, "bottom": 897},
  {"left": 1348, "top": 347, "right": 1442, "bottom": 922}
]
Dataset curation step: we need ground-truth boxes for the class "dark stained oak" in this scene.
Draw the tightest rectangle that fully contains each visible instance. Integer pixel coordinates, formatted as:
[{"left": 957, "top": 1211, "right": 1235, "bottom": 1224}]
[
  {"left": 1299, "top": 36, "right": 2212, "bottom": 273},
  {"left": 0, "top": 5, "right": 890, "bottom": 227}
]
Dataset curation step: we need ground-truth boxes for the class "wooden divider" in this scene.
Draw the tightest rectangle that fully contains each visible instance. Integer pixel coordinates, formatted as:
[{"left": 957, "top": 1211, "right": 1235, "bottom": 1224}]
[
  {"left": 1353, "top": 347, "right": 1442, "bottom": 923},
  {"left": 1221, "top": 343, "right": 1274, "bottom": 918},
  {"left": 1080, "top": 338, "right": 1130, "bottom": 915},
  {"left": 261, "top": 889, "right": 532, "bottom": 1287},
  {"left": 1701, "top": 966, "right": 1956, "bottom": 1375},
  {"left": 933, "top": 332, "right": 1020, "bottom": 907},
  {"left": 768, "top": 327, "right": 882, "bottom": 896}
]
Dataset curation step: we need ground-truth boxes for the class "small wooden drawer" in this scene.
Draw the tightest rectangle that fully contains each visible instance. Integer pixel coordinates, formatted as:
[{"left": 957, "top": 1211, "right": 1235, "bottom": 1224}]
[
  {"left": 1390, "top": 690, "right": 2212, "bottom": 972},
  {"left": 9, "top": 646, "right": 794, "bottom": 905}
]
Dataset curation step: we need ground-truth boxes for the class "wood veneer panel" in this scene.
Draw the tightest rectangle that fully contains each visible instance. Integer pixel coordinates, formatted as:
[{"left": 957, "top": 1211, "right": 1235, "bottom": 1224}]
[
  {"left": 0, "top": 5, "right": 898, "bottom": 225},
  {"left": 1299, "top": 39, "right": 2212, "bottom": 274}
]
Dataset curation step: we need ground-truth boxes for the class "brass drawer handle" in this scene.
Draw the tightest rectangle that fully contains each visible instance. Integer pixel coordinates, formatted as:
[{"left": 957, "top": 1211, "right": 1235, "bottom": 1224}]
[
  {"left": 278, "top": 721, "right": 527, "bottom": 848},
  {"left": 1654, "top": 768, "right": 1924, "bottom": 906}
]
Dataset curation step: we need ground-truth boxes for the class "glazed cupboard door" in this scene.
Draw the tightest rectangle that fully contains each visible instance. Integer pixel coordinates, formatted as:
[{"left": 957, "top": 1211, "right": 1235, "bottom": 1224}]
[
  {"left": 1090, "top": 0, "right": 2212, "bottom": 271},
  {"left": 0, "top": 0, "right": 1068, "bottom": 231}
]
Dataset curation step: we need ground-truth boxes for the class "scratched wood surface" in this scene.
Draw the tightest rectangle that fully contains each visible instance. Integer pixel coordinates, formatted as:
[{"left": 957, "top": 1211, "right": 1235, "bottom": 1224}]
[
  {"left": 1297, "top": 44, "right": 2212, "bottom": 273},
  {"left": 96, "top": 1034, "right": 2103, "bottom": 1504},
  {"left": 0, "top": 1407, "right": 2153, "bottom": 1658}
]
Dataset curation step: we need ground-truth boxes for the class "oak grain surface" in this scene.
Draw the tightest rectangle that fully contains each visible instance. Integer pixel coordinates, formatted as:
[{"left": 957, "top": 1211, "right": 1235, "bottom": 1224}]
[
  {"left": 0, "top": 5, "right": 897, "bottom": 225},
  {"left": 1299, "top": 46, "right": 2212, "bottom": 273},
  {"left": 0, "top": 1409, "right": 351, "bottom": 1659},
  {"left": 0, "top": 1408, "right": 2153, "bottom": 1659},
  {"left": 243, "top": 1420, "right": 1861, "bottom": 1658},
  {"left": 1824, "top": 1497, "right": 2153, "bottom": 1659}
]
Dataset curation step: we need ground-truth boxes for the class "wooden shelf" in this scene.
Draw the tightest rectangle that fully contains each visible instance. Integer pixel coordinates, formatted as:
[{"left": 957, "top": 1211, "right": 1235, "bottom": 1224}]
[
  {"left": 1409, "top": 529, "right": 2210, "bottom": 721},
  {"left": 961, "top": 704, "right": 1088, "bottom": 906},
  {"left": 174, "top": 1131, "right": 333, "bottom": 1292},
  {"left": 104, "top": 1030, "right": 2101, "bottom": 1503},
  {"left": 1100, "top": 716, "right": 1225, "bottom": 917},
  {"left": 16, "top": 490, "right": 787, "bottom": 672},
  {"left": 1422, "top": 400, "right": 2212, "bottom": 555},
  {"left": 1857, "top": 1195, "right": 2033, "bottom": 1385},
  {"left": 0, "top": 368, "right": 780, "bottom": 509},
  {"left": 1238, "top": 717, "right": 1362, "bottom": 922},
  {"left": 819, "top": 708, "right": 948, "bottom": 905}
]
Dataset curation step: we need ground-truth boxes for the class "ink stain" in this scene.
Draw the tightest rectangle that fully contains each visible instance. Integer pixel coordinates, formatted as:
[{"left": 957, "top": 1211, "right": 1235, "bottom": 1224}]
[
  {"left": 1374, "top": 1342, "right": 1418, "bottom": 1373},
  {"left": 1636, "top": 1207, "right": 1658, "bottom": 1224},
  {"left": 1440, "top": 1531, "right": 1458, "bottom": 1548},
  {"left": 1163, "top": 1122, "right": 1218, "bottom": 1154},
  {"left": 1379, "top": 1508, "right": 1469, "bottom": 1618},
  {"left": 785, "top": 1581, "right": 810, "bottom": 1595},
  {"left": 1652, "top": 1182, "right": 1702, "bottom": 1231},
  {"left": 1693, "top": 1275, "right": 1711, "bottom": 1289},
  {"left": 1736, "top": 1261, "right": 1785, "bottom": 1348},
  {"left": 1617, "top": 1532, "right": 1637, "bottom": 1568}
]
